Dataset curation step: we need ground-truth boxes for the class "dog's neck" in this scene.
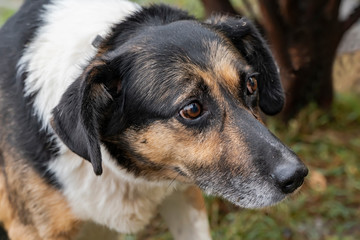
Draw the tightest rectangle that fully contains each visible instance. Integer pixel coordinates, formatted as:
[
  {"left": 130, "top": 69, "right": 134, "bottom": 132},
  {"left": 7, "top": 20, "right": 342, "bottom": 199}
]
[{"left": 48, "top": 146, "right": 177, "bottom": 232}]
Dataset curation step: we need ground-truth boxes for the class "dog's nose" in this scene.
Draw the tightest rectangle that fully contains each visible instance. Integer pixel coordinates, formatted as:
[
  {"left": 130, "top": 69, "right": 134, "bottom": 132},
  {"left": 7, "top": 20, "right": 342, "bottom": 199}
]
[{"left": 271, "top": 161, "right": 308, "bottom": 194}]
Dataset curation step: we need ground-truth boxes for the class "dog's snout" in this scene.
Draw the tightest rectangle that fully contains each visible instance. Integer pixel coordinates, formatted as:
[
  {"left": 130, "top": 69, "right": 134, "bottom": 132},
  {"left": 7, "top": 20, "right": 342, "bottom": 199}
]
[{"left": 271, "top": 159, "right": 308, "bottom": 194}]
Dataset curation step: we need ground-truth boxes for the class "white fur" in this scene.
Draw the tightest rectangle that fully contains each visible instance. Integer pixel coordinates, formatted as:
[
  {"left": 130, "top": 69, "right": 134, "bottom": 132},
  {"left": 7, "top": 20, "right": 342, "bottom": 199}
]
[
  {"left": 159, "top": 189, "right": 212, "bottom": 240},
  {"left": 50, "top": 147, "right": 175, "bottom": 233},
  {"left": 19, "top": 0, "right": 177, "bottom": 233},
  {"left": 19, "top": 0, "right": 140, "bottom": 131}
]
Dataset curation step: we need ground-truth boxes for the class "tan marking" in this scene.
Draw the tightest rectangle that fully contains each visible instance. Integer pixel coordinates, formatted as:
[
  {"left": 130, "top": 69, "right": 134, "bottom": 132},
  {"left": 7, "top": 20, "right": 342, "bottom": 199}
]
[
  {"left": 184, "top": 185, "right": 206, "bottom": 212},
  {"left": 7, "top": 220, "right": 40, "bottom": 240},
  {"left": 221, "top": 119, "right": 252, "bottom": 175},
  {"left": 0, "top": 166, "right": 14, "bottom": 233},
  {"left": 95, "top": 42, "right": 111, "bottom": 57},
  {"left": 205, "top": 15, "right": 230, "bottom": 25},
  {"left": 0, "top": 147, "right": 80, "bottom": 240},
  {"left": 207, "top": 41, "right": 239, "bottom": 88},
  {"left": 193, "top": 67, "right": 222, "bottom": 99},
  {"left": 216, "top": 62, "right": 239, "bottom": 90},
  {"left": 120, "top": 119, "right": 223, "bottom": 181},
  {"left": 244, "top": 65, "right": 251, "bottom": 71},
  {"left": 207, "top": 40, "right": 239, "bottom": 92},
  {"left": 84, "top": 59, "right": 106, "bottom": 78},
  {"left": 184, "top": 41, "right": 241, "bottom": 101},
  {"left": 129, "top": 120, "right": 222, "bottom": 165},
  {"left": 89, "top": 83, "right": 112, "bottom": 102}
]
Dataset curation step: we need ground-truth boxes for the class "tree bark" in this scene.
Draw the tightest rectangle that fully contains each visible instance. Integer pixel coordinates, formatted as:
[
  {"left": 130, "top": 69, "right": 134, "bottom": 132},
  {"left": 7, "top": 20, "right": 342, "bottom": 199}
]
[
  {"left": 200, "top": 0, "right": 238, "bottom": 17},
  {"left": 258, "top": 0, "right": 360, "bottom": 120}
]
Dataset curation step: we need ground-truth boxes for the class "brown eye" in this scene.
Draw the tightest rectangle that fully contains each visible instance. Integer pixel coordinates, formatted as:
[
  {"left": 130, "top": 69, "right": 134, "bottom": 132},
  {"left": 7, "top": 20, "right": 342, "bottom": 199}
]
[
  {"left": 247, "top": 76, "right": 258, "bottom": 94},
  {"left": 180, "top": 102, "right": 202, "bottom": 119}
]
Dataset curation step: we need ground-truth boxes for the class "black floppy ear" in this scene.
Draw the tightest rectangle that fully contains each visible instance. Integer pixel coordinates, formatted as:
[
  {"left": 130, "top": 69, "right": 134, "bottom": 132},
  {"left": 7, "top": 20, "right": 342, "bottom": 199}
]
[
  {"left": 51, "top": 60, "right": 115, "bottom": 175},
  {"left": 207, "top": 16, "right": 284, "bottom": 115}
]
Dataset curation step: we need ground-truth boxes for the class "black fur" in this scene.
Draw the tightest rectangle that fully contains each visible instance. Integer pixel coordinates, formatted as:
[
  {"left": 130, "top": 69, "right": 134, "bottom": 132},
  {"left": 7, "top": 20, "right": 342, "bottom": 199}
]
[
  {"left": 51, "top": 63, "right": 114, "bottom": 175},
  {"left": 0, "top": 224, "right": 8, "bottom": 240},
  {"left": 0, "top": 0, "right": 60, "bottom": 186},
  {"left": 104, "top": 4, "right": 195, "bottom": 51}
]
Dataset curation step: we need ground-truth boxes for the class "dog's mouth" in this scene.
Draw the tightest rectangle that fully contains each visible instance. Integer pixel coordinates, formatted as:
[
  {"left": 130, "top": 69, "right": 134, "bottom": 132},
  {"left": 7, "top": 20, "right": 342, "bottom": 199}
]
[{"left": 180, "top": 148, "right": 308, "bottom": 209}]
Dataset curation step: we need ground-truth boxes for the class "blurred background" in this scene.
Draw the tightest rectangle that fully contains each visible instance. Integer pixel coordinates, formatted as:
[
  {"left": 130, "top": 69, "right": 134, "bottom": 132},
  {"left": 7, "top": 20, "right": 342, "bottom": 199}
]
[{"left": 1, "top": 0, "right": 359, "bottom": 239}]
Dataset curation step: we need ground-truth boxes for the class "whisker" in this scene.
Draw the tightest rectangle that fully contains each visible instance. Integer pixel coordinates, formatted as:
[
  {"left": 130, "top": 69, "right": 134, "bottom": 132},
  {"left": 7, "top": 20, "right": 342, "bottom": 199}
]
[{"left": 167, "top": 172, "right": 180, "bottom": 190}]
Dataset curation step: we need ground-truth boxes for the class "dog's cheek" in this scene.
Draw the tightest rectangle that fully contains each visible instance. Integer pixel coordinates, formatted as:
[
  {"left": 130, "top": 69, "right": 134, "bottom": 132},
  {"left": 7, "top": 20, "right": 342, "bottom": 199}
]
[
  {"left": 188, "top": 122, "right": 255, "bottom": 182},
  {"left": 123, "top": 118, "right": 258, "bottom": 185},
  {"left": 124, "top": 119, "right": 225, "bottom": 181}
]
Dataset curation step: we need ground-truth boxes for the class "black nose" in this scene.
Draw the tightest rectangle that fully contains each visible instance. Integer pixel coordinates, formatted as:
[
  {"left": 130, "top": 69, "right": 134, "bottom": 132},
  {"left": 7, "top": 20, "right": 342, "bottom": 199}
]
[{"left": 271, "top": 162, "right": 308, "bottom": 194}]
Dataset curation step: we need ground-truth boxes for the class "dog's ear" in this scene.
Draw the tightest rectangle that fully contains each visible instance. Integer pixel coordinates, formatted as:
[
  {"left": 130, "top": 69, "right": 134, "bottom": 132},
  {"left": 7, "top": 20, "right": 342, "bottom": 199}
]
[
  {"left": 206, "top": 16, "right": 284, "bottom": 115},
  {"left": 51, "top": 60, "right": 117, "bottom": 175}
]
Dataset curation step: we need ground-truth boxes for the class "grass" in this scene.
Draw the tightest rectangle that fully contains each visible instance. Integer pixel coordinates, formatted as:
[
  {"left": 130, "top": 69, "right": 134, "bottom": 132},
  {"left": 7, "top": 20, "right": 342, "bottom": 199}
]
[
  {"left": 0, "top": 7, "right": 14, "bottom": 25},
  {"left": 133, "top": 0, "right": 205, "bottom": 18},
  {"left": 1, "top": 2, "right": 360, "bottom": 240}
]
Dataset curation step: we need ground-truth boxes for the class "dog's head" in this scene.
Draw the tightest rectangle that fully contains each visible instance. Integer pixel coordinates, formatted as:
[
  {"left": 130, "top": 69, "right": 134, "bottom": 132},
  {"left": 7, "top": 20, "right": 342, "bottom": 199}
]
[{"left": 51, "top": 6, "right": 307, "bottom": 208}]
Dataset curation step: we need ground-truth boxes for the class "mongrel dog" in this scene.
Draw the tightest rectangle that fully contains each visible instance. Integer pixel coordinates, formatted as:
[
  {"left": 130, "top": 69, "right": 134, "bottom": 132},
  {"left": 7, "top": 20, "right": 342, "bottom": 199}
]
[{"left": 0, "top": 0, "right": 308, "bottom": 239}]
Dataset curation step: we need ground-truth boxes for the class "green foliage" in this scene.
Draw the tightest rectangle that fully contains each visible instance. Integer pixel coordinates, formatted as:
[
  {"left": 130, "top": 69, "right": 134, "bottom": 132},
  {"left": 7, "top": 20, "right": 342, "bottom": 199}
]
[
  {"left": 133, "top": 0, "right": 205, "bottom": 18},
  {"left": 0, "top": 7, "right": 15, "bottom": 26}
]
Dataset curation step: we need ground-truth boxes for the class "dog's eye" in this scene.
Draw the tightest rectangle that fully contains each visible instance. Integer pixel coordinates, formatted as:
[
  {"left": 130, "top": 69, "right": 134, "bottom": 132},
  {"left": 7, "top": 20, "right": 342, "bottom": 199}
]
[
  {"left": 246, "top": 76, "right": 258, "bottom": 95},
  {"left": 180, "top": 102, "right": 202, "bottom": 120}
]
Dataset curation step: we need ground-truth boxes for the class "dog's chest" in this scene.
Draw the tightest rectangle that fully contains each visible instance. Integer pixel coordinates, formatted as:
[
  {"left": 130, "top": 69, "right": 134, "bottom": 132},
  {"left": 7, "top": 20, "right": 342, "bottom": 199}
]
[{"left": 49, "top": 148, "right": 174, "bottom": 233}]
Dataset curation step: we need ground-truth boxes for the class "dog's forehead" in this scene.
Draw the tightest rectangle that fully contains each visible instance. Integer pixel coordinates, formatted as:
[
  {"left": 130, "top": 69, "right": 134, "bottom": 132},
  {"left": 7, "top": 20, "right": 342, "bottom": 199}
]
[
  {"left": 143, "top": 20, "right": 239, "bottom": 66},
  {"left": 130, "top": 21, "right": 245, "bottom": 99},
  {"left": 145, "top": 20, "right": 218, "bottom": 52}
]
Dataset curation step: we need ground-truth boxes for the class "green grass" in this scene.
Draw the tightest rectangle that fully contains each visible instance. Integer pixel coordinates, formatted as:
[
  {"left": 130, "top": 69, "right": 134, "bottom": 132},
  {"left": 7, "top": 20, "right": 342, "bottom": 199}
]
[
  {"left": 263, "top": 93, "right": 360, "bottom": 239},
  {"left": 133, "top": 0, "right": 205, "bottom": 18},
  {"left": 0, "top": 7, "right": 14, "bottom": 26}
]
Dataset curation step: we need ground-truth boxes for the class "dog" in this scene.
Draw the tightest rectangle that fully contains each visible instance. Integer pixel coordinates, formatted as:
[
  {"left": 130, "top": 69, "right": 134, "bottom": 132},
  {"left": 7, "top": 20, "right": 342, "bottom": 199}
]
[{"left": 0, "top": 0, "right": 308, "bottom": 239}]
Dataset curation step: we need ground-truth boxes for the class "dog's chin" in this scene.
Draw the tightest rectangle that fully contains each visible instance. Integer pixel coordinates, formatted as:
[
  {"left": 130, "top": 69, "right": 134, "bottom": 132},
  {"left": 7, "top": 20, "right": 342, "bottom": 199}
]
[
  {"left": 200, "top": 182, "right": 288, "bottom": 209},
  {"left": 230, "top": 181, "right": 306, "bottom": 209},
  {"left": 231, "top": 191, "right": 287, "bottom": 209}
]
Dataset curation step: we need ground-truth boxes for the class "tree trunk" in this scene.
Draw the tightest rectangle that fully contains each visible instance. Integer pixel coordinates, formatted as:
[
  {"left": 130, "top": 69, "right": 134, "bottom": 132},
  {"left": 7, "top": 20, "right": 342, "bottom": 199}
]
[
  {"left": 280, "top": 53, "right": 336, "bottom": 119},
  {"left": 200, "top": 0, "right": 238, "bottom": 17},
  {"left": 258, "top": 0, "right": 350, "bottom": 120},
  {"left": 201, "top": 0, "right": 360, "bottom": 120},
  {"left": 277, "top": 30, "right": 340, "bottom": 119}
]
